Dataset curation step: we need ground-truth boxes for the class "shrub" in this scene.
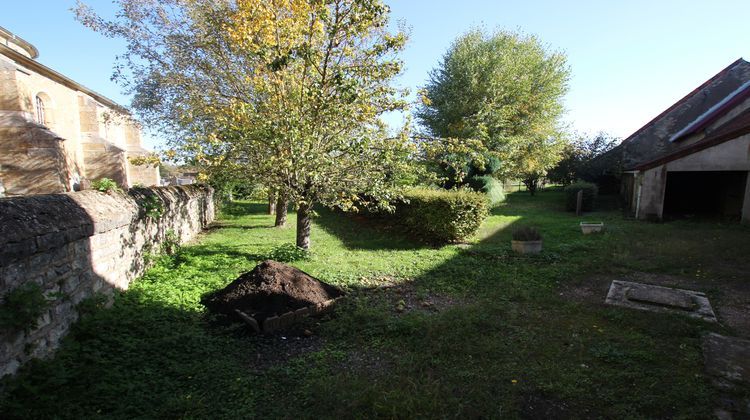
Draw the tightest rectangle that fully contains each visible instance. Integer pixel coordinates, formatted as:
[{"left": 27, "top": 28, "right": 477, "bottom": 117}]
[
  {"left": 465, "top": 175, "right": 505, "bottom": 205},
  {"left": 392, "top": 188, "right": 489, "bottom": 243},
  {"left": 162, "top": 229, "right": 180, "bottom": 255},
  {"left": 266, "top": 244, "right": 310, "bottom": 262},
  {"left": 0, "top": 283, "right": 50, "bottom": 332},
  {"left": 91, "top": 178, "right": 122, "bottom": 193},
  {"left": 511, "top": 226, "right": 542, "bottom": 241},
  {"left": 131, "top": 190, "right": 164, "bottom": 219},
  {"left": 564, "top": 182, "right": 598, "bottom": 211}
]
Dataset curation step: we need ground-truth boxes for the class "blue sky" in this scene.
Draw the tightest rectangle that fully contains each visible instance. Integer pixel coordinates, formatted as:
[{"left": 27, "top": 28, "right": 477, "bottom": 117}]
[{"left": 3, "top": 1, "right": 750, "bottom": 149}]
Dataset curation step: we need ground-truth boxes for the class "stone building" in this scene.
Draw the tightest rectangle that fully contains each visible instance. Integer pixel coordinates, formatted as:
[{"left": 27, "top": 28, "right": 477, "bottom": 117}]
[
  {"left": 605, "top": 58, "right": 750, "bottom": 223},
  {"left": 0, "top": 26, "right": 159, "bottom": 196}
]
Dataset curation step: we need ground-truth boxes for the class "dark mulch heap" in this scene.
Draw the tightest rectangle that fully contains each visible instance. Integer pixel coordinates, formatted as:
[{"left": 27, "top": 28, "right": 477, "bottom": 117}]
[{"left": 202, "top": 260, "right": 344, "bottom": 323}]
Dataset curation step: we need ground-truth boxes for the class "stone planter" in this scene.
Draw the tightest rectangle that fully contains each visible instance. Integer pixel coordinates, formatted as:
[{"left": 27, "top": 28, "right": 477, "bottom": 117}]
[
  {"left": 511, "top": 240, "right": 543, "bottom": 254},
  {"left": 580, "top": 222, "right": 604, "bottom": 234}
]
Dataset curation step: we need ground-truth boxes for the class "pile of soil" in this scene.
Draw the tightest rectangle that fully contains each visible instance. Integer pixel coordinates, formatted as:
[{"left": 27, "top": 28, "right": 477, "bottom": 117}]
[{"left": 202, "top": 260, "right": 344, "bottom": 323}]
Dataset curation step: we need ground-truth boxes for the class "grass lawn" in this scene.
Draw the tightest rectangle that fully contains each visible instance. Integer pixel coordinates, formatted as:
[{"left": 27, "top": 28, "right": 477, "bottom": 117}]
[{"left": 1, "top": 190, "right": 749, "bottom": 418}]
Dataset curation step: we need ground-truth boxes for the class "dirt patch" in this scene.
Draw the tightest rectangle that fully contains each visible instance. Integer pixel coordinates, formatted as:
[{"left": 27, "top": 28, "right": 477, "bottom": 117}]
[
  {"left": 202, "top": 260, "right": 344, "bottom": 325},
  {"left": 246, "top": 328, "right": 325, "bottom": 374}
]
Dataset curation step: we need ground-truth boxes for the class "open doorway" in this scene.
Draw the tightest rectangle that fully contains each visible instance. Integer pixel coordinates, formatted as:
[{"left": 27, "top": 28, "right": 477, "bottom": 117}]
[{"left": 663, "top": 171, "right": 748, "bottom": 221}]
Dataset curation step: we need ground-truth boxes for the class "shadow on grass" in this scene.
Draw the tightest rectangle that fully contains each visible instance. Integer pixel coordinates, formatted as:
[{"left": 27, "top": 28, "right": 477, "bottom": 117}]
[
  {"left": 291, "top": 191, "right": 721, "bottom": 419},
  {"left": 0, "top": 287, "right": 265, "bottom": 419},
  {"left": 314, "top": 207, "right": 430, "bottom": 251},
  {"left": 220, "top": 201, "right": 269, "bottom": 217},
  {"left": 1, "top": 191, "right": 728, "bottom": 419}
]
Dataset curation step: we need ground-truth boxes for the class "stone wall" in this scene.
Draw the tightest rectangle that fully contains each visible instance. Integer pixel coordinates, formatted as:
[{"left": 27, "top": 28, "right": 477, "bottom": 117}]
[{"left": 0, "top": 185, "right": 214, "bottom": 377}]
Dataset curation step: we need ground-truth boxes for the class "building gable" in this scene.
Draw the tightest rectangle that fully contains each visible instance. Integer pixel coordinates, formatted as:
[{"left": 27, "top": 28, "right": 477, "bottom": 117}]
[{"left": 621, "top": 58, "right": 750, "bottom": 170}]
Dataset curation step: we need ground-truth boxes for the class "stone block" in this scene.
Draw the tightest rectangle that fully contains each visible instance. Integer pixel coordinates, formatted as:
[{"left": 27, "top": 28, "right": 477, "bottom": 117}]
[
  {"left": 264, "top": 316, "right": 279, "bottom": 332},
  {"left": 54, "top": 301, "right": 73, "bottom": 318},
  {"left": 605, "top": 280, "right": 716, "bottom": 322},
  {"left": 0, "top": 262, "right": 26, "bottom": 289},
  {"left": 1, "top": 331, "right": 25, "bottom": 360},
  {"left": 29, "top": 338, "right": 48, "bottom": 359},
  {"left": 1, "top": 359, "right": 20, "bottom": 378}
]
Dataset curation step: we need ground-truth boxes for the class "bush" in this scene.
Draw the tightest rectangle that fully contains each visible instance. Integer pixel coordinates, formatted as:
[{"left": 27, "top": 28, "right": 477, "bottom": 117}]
[
  {"left": 91, "top": 178, "right": 122, "bottom": 193},
  {"left": 564, "top": 182, "right": 598, "bottom": 211},
  {"left": 465, "top": 175, "right": 505, "bottom": 205},
  {"left": 0, "top": 283, "right": 50, "bottom": 332},
  {"left": 266, "top": 244, "right": 310, "bottom": 262},
  {"left": 392, "top": 188, "right": 489, "bottom": 243},
  {"left": 511, "top": 226, "right": 542, "bottom": 241}
]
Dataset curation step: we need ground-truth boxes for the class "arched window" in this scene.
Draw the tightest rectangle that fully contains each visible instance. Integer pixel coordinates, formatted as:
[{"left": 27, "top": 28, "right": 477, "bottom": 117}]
[{"left": 35, "top": 95, "right": 46, "bottom": 125}]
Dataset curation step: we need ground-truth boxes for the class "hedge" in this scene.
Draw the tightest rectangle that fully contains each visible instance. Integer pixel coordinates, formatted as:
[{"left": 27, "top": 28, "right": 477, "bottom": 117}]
[
  {"left": 392, "top": 188, "right": 490, "bottom": 243},
  {"left": 465, "top": 175, "right": 505, "bottom": 205},
  {"left": 564, "top": 181, "right": 598, "bottom": 211}
]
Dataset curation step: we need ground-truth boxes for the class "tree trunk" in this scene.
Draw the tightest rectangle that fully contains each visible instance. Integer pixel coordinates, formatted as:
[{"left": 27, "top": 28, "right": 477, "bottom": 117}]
[
  {"left": 296, "top": 201, "right": 312, "bottom": 250},
  {"left": 274, "top": 193, "right": 288, "bottom": 227},
  {"left": 268, "top": 191, "right": 276, "bottom": 215},
  {"left": 523, "top": 177, "right": 538, "bottom": 196}
]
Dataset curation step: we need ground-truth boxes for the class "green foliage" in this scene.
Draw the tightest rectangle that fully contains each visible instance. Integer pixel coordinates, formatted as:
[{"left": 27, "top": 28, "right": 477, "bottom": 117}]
[
  {"left": 417, "top": 28, "right": 570, "bottom": 181},
  {"left": 0, "top": 283, "right": 50, "bottom": 332},
  {"left": 565, "top": 182, "right": 598, "bottom": 211},
  {"left": 161, "top": 229, "right": 180, "bottom": 256},
  {"left": 464, "top": 175, "right": 505, "bottom": 205},
  {"left": 77, "top": 0, "right": 412, "bottom": 249},
  {"left": 392, "top": 188, "right": 489, "bottom": 243},
  {"left": 547, "top": 132, "right": 620, "bottom": 189},
  {"left": 76, "top": 293, "right": 110, "bottom": 319},
  {"left": 511, "top": 226, "right": 542, "bottom": 241},
  {"left": 266, "top": 244, "right": 310, "bottom": 263},
  {"left": 91, "top": 178, "right": 122, "bottom": 194},
  {"left": 137, "top": 194, "right": 164, "bottom": 219}
]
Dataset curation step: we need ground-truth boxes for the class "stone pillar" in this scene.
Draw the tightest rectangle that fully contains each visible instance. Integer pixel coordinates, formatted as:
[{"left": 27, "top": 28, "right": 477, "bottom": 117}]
[
  {"left": 742, "top": 172, "right": 750, "bottom": 224},
  {"left": 637, "top": 167, "right": 668, "bottom": 221}
]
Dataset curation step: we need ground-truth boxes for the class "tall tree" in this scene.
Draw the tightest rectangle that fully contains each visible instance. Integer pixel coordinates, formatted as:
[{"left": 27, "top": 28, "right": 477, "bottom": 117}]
[
  {"left": 77, "top": 0, "right": 411, "bottom": 249},
  {"left": 416, "top": 28, "right": 570, "bottom": 192}
]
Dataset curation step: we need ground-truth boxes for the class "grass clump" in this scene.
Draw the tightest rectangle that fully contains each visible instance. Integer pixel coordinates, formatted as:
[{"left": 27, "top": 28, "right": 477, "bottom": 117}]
[{"left": 266, "top": 243, "right": 310, "bottom": 262}]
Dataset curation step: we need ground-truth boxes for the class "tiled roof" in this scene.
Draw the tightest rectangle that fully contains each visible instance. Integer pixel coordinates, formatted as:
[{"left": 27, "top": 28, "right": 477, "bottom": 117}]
[{"left": 634, "top": 107, "right": 750, "bottom": 171}]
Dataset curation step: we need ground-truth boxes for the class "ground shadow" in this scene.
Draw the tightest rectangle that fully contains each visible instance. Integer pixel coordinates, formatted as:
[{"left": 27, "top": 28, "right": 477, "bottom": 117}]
[
  {"left": 221, "top": 201, "right": 268, "bottom": 217},
  {"left": 313, "top": 207, "right": 430, "bottom": 251},
  {"left": 298, "top": 189, "right": 733, "bottom": 419},
  {"left": 0, "top": 287, "right": 279, "bottom": 419},
  {"left": 4, "top": 190, "right": 745, "bottom": 419}
]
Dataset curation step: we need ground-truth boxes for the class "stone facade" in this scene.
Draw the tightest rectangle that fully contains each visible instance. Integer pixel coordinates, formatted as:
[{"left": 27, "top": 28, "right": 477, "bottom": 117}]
[
  {"left": 0, "top": 26, "right": 159, "bottom": 197},
  {"left": 0, "top": 185, "right": 214, "bottom": 377}
]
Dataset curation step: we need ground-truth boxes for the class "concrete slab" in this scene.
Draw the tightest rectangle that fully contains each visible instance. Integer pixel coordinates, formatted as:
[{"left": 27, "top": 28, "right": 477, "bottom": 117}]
[
  {"left": 703, "top": 333, "right": 750, "bottom": 388},
  {"left": 605, "top": 280, "right": 717, "bottom": 322},
  {"left": 626, "top": 285, "right": 697, "bottom": 310},
  {"left": 702, "top": 333, "right": 750, "bottom": 417}
]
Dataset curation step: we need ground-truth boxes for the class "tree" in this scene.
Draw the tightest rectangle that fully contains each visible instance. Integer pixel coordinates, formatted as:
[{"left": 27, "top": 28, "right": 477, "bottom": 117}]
[
  {"left": 547, "top": 132, "right": 620, "bottom": 186},
  {"left": 77, "top": 0, "right": 411, "bottom": 250},
  {"left": 416, "top": 28, "right": 570, "bottom": 193}
]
